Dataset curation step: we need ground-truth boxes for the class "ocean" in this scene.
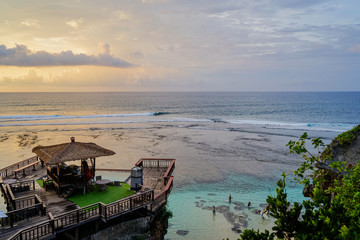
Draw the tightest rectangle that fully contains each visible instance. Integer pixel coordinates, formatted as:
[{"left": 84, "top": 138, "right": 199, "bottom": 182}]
[
  {"left": 0, "top": 92, "right": 359, "bottom": 239},
  {"left": 0, "top": 92, "right": 358, "bottom": 131}
]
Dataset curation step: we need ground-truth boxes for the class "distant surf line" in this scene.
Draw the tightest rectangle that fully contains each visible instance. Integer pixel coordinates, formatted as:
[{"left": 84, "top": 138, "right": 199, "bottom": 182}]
[{"left": 0, "top": 112, "right": 170, "bottom": 122}]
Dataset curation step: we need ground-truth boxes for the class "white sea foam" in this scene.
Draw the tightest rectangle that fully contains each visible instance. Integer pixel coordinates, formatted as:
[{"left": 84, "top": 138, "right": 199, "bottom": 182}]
[
  {"left": 0, "top": 114, "right": 211, "bottom": 127},
  {"left": 0, "top": 112, "right": 159, "bottom": 122},
  {"left": 228, "top": 119, "right": 354, "bottom": 132}
]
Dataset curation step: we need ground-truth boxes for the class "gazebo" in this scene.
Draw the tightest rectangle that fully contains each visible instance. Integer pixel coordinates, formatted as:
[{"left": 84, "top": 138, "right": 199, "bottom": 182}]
[{"left": 32, "top": 137, "right": 115, "bottom": 196}]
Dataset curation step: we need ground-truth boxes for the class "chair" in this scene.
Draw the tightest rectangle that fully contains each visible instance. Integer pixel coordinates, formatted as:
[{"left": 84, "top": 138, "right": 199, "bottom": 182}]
[
  {"left": 114, "top": 181, "right": 122, "bottom": 187},
  {"left": 96, "top": 176, "right": 102, "bottom": 181},
  {"left": 99, "top": 184, "right": 107, "bottom": 191}
]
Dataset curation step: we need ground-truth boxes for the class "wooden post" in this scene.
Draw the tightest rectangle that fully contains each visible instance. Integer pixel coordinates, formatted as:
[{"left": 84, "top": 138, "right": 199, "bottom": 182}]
[
  {"left": 77, "top": 209, "right": 80, "bottom": 223},
  {"left": 93, "top": 158, "right": 96, "bottom": 179},
  {"left": 105, "top": 205, "right": 107, "bottom": 220},
  {"left": 99, "top": 203, "right": 102, "bottom": 217},
  {"left": 10, "top": 214, "right": 13, "bottom": 228}
]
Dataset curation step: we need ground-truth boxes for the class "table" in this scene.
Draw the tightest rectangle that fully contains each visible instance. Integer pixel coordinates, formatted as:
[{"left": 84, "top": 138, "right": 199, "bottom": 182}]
[
  {"left": 96, "top": 179, "right": 112, "bottom": 185},
  {"left": 96, "top": 179, "right": 111, "bottom": 191}
]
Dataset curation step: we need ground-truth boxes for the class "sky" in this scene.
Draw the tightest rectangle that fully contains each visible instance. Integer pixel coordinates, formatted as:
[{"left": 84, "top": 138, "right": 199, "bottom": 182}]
[{"left": 0, "top": 0, "right": 359, "bottom": 92}]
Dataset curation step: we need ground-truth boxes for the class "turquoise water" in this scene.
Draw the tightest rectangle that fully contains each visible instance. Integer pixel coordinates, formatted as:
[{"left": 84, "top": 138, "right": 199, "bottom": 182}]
[{"left": 165, "top": 174, "right": 306, "bottom": 239}]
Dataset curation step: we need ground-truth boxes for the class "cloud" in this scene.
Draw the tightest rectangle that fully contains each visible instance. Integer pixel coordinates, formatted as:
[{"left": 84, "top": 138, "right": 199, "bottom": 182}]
[
  {"left": 350, "top": 44, "right": 360, "bottom": 53},
  {"left": 21, "top": 19, "right": 41, "bottom": 28},
  {"left": 98, "top": 42, "right": 110, "bottom": 55},
  {"left": 0, "top": 70, "right": 45, "bottom": 86},
  {"left": 113, "top": 11, "right": 130, "bottom": 21},
  {"left": 65, "top": 18, "right": 84, "bottom": 29},
  {"left": 0, "top": 44, "right": 133, "bottom": 68}
]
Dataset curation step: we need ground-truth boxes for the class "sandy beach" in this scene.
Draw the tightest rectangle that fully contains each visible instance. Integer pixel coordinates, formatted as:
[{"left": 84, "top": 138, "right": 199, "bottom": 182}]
[{"left": 0, "top": 121, "right": 338, "bottom": 183}]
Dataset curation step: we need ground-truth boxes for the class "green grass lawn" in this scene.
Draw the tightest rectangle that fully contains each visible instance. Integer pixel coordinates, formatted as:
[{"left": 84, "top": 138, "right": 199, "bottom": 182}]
[
  {"left": 36, "top": 179, "right": 43, "bottom": 187},
  {"left": 68, "top": 183, "right": 135, "bottom": 207}
]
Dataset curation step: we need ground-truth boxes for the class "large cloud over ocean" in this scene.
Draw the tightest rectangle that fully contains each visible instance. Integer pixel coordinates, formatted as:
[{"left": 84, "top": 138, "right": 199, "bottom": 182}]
[{"left": 0, "top": 44, "right": 133, "bottom": 68}]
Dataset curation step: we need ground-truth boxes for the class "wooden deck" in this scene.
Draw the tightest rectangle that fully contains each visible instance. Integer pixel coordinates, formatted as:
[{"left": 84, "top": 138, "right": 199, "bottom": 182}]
[
  {"left": 0, "top": 158, "right": 175, "bottom": 240},
  {"left": 142, "top": 167, "right": 168, "bottom": 194}
]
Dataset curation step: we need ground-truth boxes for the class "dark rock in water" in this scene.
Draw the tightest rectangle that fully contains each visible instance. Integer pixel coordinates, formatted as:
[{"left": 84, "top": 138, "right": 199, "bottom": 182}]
[
  {"left": 233, "top": 202, "right": 246, "bottom": 211},
  {"left": 259, "top": 203, "right": 268, "bottom": 208},
  {"left": 238, "top": 212, "right": 248, "bottom": 219},
  {"left": 195, "top": 196, "right": 201, "bottom": 199},
  {"left": 234, "top": 206, "right": 243, "bottom": 211},
  {"left": 223, "top": 211, "right": 236, "bottom": 224},
  {"left": 233, "top": 201, "right": 245, "bottom": 207},
  {"left": 232, "top": 224, "right": 243, "bottom": 233},
  {"left": 208, "top": 193, "right": 217, "bottom": 196},
  {"left": 195, "top": 202, "right": 203, "bottom": 208},
  {"left": 239, "top": 218, "right": 248, "bottom": 228},
  {"left": 176, "top": 230, "right": 189, "bottom": 236},
  {"left": 202, "top": 206, "right": 213, "bottom": 211},
  {"left": 200, "top": 200, "right": 206, "bottom": 203},
  {"left": 216, "top": 205, "right": 230, "bottom": 213}
]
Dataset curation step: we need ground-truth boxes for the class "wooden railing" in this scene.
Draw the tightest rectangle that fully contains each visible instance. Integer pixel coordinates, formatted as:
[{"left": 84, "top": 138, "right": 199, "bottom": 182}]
[
  {"left": 14, "top": 195, "right": 36, "bottom": 209},
  {"left": 9, "top": 180, "right": 36, "bottom": 193},
  {"left": 152, "top": 176, "right": 174, "bottom": 212},
  {"left": 0, "top": 156, "right": 38, "bottom": 178},
  {"left": 8, "top": 189, "right": 154, "bottom": 240},
  {"left": 2, "top": 202, "right": 45, "bottom": 228},
  {"left": 0, "top": 180, "right": 46, "bottom": 228},
  {"left": 9, "top": 218, "right": 53, "bottom": 240},
  {"left": 136, "top": 158, "right": 175, "bottom": 168},
  {"left": 53, "top": 202, "right": 100, "bottom": 230}
]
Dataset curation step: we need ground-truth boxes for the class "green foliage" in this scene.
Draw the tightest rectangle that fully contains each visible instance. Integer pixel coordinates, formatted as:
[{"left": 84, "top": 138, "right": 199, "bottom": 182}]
[
  {"left": 240, "top": 229, "right": 274, "bottom": 240},
  {"left": 286, "top": 132, "right": 324, "bottom": 187},
  {"left": 334, "top": 125, "right": 360, "bottom": 147},
  {"left": 157, "top": 205, "right": 173, "bottom": 221},
  {"left": 240, "top": 132, "right": 360, "bottom": 240}
]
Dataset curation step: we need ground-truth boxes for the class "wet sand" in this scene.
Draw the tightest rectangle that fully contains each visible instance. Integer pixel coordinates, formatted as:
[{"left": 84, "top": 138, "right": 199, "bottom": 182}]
[{"left": 0, "top": 121, "right": 337, "bottom": 183}]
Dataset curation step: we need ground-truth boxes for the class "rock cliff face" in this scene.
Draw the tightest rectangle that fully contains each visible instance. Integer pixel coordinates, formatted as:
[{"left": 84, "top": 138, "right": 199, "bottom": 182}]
[
  {"left": 86, "top": 206, "right": 171, "bottom": 240},
  {"left": 303, "top": 125, "right": 360, "bottom": 198},
  {"left": 319, "top": 124, "right": 360, "bottom": 169},
  {"left": 89, "top": 217, "right": 151, "bottom": 240}
]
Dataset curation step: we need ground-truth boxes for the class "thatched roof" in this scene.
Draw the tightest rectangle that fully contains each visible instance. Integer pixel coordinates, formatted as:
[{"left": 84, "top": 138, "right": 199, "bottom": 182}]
[{"left": 32, "top": 137, "right": 115, "bottom": 164}]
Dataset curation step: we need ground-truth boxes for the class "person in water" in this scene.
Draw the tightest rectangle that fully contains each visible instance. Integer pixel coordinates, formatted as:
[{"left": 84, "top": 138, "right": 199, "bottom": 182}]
[
  {"left": 248, "top": 202, "right": 251, "bottom": 208},
  {"left": 229, "top": 195, "right": 232, "bottom": 203},
  {"left": 212, "top": 205, "right": 216, "bottom": 214}
]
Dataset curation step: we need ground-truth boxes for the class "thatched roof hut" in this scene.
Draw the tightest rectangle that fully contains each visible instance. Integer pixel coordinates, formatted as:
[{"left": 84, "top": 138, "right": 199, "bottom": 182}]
[{"left": 32, "top": 137, "right": 115, "bottom": 164}]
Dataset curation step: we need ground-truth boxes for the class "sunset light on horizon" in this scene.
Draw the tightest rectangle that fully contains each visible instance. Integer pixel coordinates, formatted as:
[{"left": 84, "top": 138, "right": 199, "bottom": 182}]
[{"left": 1, "top": 0, "right": 360, "bottom": 92}]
